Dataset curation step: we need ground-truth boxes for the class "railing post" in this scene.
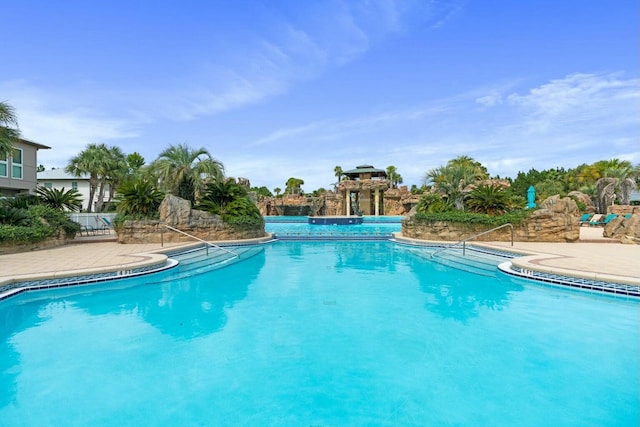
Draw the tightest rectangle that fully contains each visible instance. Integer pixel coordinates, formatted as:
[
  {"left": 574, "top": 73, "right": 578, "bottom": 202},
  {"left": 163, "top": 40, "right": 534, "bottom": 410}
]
[
  {"left": 161, "top": 228, "right": 164, "bottom": 247},
  {"left": 510, "top": 224, "right": 514, "bottom": 246},
  {"left": 463, "top": 241, "right": 466, "bottom": 256}
]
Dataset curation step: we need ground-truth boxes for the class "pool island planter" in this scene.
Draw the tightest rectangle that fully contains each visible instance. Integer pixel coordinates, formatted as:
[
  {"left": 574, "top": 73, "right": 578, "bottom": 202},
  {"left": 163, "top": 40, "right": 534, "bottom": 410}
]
[
  {"left": 115, "top": 195, "right": 266, "bottom": 244},
  {"left": 309, "top": 216, "right": 363, "bottom": 225},
  {"left": 115, "top": 219, "right": 265, "bottom": 244},
  {"left": 402, "top": 196, "right": 582, "bottom": 243}
]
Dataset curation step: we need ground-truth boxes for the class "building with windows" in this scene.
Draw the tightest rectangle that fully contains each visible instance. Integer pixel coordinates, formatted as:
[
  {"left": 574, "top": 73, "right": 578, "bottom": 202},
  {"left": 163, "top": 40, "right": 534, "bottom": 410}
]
[
  {"left": 0, "top": 138, "right": 50, "bottom": 197},
  {"left": 37, "top": 169, "right": 108, "bottom": 211}
]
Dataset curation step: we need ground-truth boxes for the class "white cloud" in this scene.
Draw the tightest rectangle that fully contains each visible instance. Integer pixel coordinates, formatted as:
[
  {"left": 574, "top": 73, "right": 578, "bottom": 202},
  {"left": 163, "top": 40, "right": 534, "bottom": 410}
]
[
  {"left": 1, "top": 81, "right": 140, "bottom": 168},
  {"left": 475, "top": 93, "right": 503, "bottom": 107},
  {"left": 506, "top": 72, "right": 639, "bottom": 131}
]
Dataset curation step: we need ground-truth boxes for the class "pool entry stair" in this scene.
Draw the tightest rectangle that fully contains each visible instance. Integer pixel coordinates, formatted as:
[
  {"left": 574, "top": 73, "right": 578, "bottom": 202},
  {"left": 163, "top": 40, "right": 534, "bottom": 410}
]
[
  {"left": 161, "top": 245, "right": 264, "bottom": 281},
  {"left": 409, "top": 246, "right": 513, "bottom": 277}
]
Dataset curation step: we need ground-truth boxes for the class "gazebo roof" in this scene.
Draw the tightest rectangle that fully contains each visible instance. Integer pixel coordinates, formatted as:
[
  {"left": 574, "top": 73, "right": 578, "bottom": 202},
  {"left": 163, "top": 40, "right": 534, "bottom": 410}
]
[{"left": 343, "top": 165, "right": 387, "bottom": 178}]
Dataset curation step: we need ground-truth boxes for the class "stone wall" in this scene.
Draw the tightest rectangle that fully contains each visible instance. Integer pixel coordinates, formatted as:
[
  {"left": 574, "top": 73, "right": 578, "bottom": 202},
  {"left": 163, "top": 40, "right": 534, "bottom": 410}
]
[
  {"left": 0, "top": 232, "right": 70, "bottom": 255},
  {"left": 402, "top": 196, "right": 580, "bottom": 243},
  {"left": 603, "top": 214, "right": 640, "bottom": 244},
  {"left": 257, "top": 186, "right": 419, "bottom": 217},
  {"left": 607, "top": 205, "right": 640, "bottom": 215},
  {"left": 116, "top": 195, "right": 265, "bottom": 243},
  {"left": 116, "top": 220, "right": 263, "bottom": 244}
]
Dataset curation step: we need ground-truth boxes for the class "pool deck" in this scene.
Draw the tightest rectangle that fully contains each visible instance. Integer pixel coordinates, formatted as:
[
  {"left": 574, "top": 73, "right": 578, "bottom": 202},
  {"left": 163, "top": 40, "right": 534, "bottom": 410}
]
[{"left": 1, "top": 227, "right": 639, "bottom": 289}]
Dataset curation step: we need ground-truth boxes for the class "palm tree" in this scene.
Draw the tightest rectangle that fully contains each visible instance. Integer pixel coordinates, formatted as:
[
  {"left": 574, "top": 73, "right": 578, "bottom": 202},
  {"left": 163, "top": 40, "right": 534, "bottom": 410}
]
[
  {"left": 150, "top": 144, "right": 224, "bottom": 204},
  {"left": 447, "top": 156, "right": 488, "bottom": 180},
  {"left": 274, "top": 187, "right": 282, "bottom": 197},
  {"left": 386, "top": 165, "right": 403, "bottom": 189},
  {"left": 36, "top": 186, "right": 83, "bottom": 212},
  {"left": 334, "top": 166, "right": 343, "bottom": 183},
  {"left": 100, "top": 146, "right": 128, "bottom": 212},
  {"left": 66, "top": 144, "right": 104, "bottom": 213},
  {"left": 425, "top": 164, "right": 476, "bottom": 211},
  {"left": 285, "top": 177, "right": 304, "bottom": 195},
  {"left": 0, "top": 101, "right": 20, "bottom": 157}
]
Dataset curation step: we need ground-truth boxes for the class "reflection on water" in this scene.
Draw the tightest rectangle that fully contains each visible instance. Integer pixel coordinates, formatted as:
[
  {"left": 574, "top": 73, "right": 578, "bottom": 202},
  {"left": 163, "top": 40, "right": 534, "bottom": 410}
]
[
  {"left": 402, "top": 249, "right": 523, "bottom": 322},
  {"left": 79, "top": 248, "right": 266, "bottom": 339}
]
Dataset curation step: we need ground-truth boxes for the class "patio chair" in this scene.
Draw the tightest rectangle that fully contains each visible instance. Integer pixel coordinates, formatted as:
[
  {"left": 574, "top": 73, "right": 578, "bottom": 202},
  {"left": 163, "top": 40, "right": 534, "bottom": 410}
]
[
  {"left": 590, "top": 213, "right": 618, "bottom": 227},
  {"left": 95, "top": 216, "right": 110, "bottom": 234},
  {"left": 578, "top": 213, "right": 593, "bottom": 226},
  {"left": 80, "top": 225, "right": 96, "bottom": 236},
  {"left": 100, "top": 216, "right": 114, "bottom": 228},
  {"left": 586, "top": 214, "right": 604, "bottom": 226}
]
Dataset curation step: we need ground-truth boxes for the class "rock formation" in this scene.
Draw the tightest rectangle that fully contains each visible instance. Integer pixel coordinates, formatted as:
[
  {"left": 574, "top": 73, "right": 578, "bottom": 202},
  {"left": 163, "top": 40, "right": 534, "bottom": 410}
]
[
  {"left": 117, "top": 195, "right": 265, "bottom": 243},
  {"left": 402, "top": 196, "right": 581, "bottom": 243}
]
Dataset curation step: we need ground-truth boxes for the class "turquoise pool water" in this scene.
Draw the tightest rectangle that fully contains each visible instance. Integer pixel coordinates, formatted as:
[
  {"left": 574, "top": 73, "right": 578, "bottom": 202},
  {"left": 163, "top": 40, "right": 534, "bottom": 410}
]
[
  {"left": 265, "top": 215, "right": 402, "bottom": 237},
  {"left": 1, "top": 241, "right": 638, "bottom": 426}
]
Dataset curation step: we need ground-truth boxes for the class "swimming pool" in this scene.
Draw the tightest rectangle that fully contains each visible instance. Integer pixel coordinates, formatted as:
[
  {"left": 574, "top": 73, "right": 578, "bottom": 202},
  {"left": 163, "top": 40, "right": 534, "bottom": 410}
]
[
  {"left": 265, "top": 215, "right": 402, "bottom": 238},
  {"left": 1, "top": 240, "right": 638, "bottom": 426}
]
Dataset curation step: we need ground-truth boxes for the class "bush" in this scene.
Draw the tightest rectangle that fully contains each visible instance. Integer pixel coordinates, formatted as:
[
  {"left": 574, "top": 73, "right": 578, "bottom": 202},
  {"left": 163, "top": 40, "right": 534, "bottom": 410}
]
[
  {"left": 116, "top": 179, "right": 164, "bottom": 216},
  {"left": 412, "top": 209, "right": 531, "bottom": 226},
  {"left": 0, "top": 205, "right": 81, "bottom": 244}
]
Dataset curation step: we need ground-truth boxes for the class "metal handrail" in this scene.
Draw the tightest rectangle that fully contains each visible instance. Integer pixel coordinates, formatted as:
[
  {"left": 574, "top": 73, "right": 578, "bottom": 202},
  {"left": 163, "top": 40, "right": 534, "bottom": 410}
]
[
  {"left": 430, "top": 223, "right": 514, "bottom": 258},
  {"left": 161, "top": 224, "right": 238, "bottom": 258}
]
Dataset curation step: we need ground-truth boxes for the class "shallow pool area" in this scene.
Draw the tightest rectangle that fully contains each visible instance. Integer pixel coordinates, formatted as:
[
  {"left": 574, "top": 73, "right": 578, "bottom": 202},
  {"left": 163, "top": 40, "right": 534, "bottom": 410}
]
[
  {"left": 1, "top": 240, "right": 637, "bottom": 426},
  {"left": 265, "top": 215, "right": 402, "bottom": 238}
]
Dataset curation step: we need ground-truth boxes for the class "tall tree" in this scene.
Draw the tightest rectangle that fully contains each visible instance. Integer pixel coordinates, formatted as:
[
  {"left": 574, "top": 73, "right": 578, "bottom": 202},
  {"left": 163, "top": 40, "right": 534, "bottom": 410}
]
[
  {"left": 150, "top": 143, "right": 224, "bottom": 204},
  {"left": 425, "top": 157, "right": 487, "bottom": 210},
  {"left": 0, "top": 101, "right": 20, "bottom": 157},
  {"left": 66, "top": 144, "right": 104, "bottom": 212},
  {"left": 101, "top": 146, "right": 129, "bottom": 212},
  {"left": 334, "top": 166, "right": 343, "bottom": 183},
  {"left": 285, "top": 177, "right": 304, "bottom": 195},
  {"left": 386, "top": 165, "right": 403, "bottom": 189}
]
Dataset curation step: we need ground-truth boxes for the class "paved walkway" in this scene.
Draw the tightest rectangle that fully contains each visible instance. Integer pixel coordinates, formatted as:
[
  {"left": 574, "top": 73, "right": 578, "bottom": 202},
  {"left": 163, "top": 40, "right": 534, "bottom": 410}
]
[{"left": 1, "top": 227, "right": 639, "bottom": 287}]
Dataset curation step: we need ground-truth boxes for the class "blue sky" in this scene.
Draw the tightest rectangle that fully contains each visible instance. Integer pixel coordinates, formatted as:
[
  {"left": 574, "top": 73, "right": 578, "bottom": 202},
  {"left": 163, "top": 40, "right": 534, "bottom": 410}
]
[{"left": 2, "top": 0, "right": 638, "bottom": 192}]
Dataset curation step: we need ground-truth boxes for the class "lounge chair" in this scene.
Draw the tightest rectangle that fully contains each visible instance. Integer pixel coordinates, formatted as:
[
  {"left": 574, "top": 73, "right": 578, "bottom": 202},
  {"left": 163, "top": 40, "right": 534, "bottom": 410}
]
[
  {"left": 80, "top": 225, "right": 96, "bottom": 236},
  {"left": 590, "top": 213, "right": 617, "bottom": 227},
  {"left": 578, "top": 213, "right": 593, "bottom": 226},
  {"left": 587, "top": 214, "right": 604, "bottom": 226},
  {"left": 95, "top": 216, "right": 111, "bottom": 234},
  {"left": 100, "top": 216, "right": 113, "bottom": 228}
]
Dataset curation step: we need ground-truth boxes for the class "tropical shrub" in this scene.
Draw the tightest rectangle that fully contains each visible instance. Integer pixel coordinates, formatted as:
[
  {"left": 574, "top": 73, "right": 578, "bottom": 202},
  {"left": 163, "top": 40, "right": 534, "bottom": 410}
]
[
  {"left": 36, "top": 186, "right": 83, "bottom": 212},
  {"left": 196, "top": 180, "right": 248, "bottom": 214},
  {"left": 413, "top": 209, "right": 531, "bottom": 227},
  {"left": 196, "top": 180, "right": 264, "bottom": 231},
  {"left": 116, "top": 178, "right": 164, "bottom": 216},
  {"left": 0, "top": 194, "right": 40, "bottom": 209},
  {"left": 0, "top": 206, "right": 30, "bottom": 226},
  {"left": 416, "top": 193, "right": 453, "bottom": 214},
  {"left": 0, "top": 205, "right": 81, "bottom": 244},
  {"left": 465, "top": 184, "right": 514, "bottom": 215}
]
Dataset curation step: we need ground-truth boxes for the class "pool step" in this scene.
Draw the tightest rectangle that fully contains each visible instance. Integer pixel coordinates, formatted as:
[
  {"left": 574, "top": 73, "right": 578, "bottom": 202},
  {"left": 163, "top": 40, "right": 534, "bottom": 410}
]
[
  {"left": 409, "top": 248, "right": 508, "bottom": 277},
  {"left": 159, "top": 246, "right": 263, "bottom": 281}
]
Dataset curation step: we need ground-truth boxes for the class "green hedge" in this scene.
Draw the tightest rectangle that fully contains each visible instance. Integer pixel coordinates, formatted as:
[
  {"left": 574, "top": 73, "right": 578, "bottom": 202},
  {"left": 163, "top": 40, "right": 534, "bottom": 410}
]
[
  {"left": 0, "top": 205, "right": 81, "bottom": 244},
  {"left": 411, "top": 209, "right": 531, "bottom": 226}
]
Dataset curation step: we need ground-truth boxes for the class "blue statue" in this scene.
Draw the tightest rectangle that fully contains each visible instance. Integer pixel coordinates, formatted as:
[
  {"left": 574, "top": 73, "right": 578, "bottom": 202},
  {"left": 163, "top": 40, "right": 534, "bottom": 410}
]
[{"left": 527, "top": 185, "right": 536, "bottom": 209}]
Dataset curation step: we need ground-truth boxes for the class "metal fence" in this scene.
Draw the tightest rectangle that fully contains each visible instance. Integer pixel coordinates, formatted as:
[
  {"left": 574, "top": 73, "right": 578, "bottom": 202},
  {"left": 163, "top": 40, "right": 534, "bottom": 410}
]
[{"left": 68, "top": 213, "right": 118, "bottom": 229}]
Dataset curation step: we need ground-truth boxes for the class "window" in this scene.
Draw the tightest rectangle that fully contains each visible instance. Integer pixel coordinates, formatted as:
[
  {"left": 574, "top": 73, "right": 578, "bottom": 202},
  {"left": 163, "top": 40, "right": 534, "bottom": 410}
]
[
  {"left": 0, "top": 152, "right": 6, "bottom": 177},
  {"left": 11, "top": 148, "right": 23, "bottom": 179},
  {"left": 44, "top": 182, "right": 52, "bottom": 189},
  {"left": 71, "top": 181, "right": 78, "bottom": 190}
]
